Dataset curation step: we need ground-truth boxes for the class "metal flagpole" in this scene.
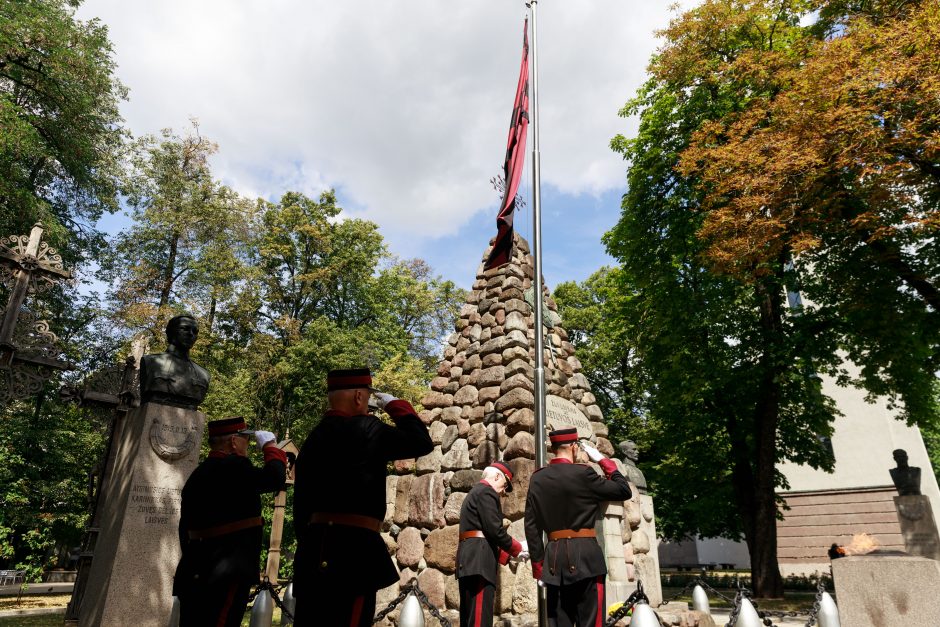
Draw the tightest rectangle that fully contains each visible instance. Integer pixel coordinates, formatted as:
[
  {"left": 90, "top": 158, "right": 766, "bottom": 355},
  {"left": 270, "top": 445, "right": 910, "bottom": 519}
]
[{"left": 527, "top": 1, "right": 548, "bottom": 625}]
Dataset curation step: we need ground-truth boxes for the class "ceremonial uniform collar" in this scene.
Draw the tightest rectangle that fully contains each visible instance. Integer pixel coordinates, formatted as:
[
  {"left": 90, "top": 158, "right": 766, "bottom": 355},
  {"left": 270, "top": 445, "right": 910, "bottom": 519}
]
[
  {"left": 549, "top": 458, "right": 573, "bottom": 465},
  {"left": 323, "top": 409, "right": 356, "bottom": 418}
]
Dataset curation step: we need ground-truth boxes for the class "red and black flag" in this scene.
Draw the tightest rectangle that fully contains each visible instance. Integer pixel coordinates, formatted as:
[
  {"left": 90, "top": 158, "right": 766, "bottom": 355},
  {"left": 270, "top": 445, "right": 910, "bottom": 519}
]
[{"left": 485, "top": 20, "right": 529, "bottom": 270}]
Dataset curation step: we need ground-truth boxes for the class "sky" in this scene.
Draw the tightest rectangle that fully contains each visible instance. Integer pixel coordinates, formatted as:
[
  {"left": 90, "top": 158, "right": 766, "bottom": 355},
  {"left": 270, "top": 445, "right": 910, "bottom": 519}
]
[{"left": 78, "top": 0, "right": 699, "bottom": 291}]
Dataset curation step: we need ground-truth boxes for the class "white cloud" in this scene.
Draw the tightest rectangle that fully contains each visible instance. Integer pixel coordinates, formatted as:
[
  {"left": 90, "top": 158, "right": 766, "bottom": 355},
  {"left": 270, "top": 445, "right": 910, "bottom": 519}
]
[{"left": 78, "top": 0, "right": 699, "bottom": 240}]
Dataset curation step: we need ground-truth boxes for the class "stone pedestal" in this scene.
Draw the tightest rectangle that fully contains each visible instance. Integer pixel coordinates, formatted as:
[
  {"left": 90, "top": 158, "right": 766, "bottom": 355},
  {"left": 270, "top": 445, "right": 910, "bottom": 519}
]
[
  {"left": 79, "top": 403, "right": 204, "bottom": 627},
  {"left": 832, "top": 554, "right": 940, "bottom": 626},
  {"left": 597, "top": 501, "right": 632, "bottom": 605},
  {"left": 894, "top": 494, "right": 940, "bottom": 561}
]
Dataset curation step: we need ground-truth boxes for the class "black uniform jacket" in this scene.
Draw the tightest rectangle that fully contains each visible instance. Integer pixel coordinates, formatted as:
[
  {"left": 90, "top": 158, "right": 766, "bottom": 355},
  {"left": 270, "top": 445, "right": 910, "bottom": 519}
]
[
  {"left": 456, "top": 480, "right": 521, "bottom": 585},
  {"left": 173, "top": 448, "right": 287, "bottom": 596},
  {"left": 292, "top": 400, "right": 432, "bottom": 594},
  {"left": 524, "top": 458, "right": 631, "bottom": 586}
]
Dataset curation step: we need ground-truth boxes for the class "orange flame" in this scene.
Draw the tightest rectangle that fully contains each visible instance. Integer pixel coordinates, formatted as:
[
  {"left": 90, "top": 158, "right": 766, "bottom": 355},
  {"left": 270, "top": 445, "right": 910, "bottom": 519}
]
[{"left": 843, "top": 533, "right": 880, "bottom": 556}]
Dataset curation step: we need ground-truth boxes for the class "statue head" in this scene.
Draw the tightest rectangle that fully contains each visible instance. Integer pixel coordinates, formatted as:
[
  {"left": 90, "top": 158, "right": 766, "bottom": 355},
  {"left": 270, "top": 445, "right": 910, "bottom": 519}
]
[
  {"left": 893, "top": 449, "right": 909, "bottom": 468},
  {"left": 166, "top": 314, "right": 199, "bottom": 351},
  {"left": 619, "top": 440, "right": 639, "bottom": 463}
]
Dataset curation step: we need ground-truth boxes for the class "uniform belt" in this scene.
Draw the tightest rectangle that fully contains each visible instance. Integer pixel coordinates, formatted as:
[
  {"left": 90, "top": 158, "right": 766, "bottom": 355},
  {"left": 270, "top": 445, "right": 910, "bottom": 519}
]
[
  {"left": 459, "top": 530, "right": 486, "bottom": 541},
  {"left": 310, "top": 512, "right": 382, "bottom": 533},
  {"left": 188, "top": 516, "right": 263, "bottom": 540},
  {"left": 548, "top": 528, "right": 596, "bottom": 541}
]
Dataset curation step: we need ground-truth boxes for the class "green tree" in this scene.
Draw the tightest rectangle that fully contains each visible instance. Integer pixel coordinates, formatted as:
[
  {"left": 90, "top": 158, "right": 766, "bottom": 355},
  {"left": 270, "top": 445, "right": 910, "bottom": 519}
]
[
  {"left": 0, "top": 0, "right": 126, "bottom": 262},
  {"left": 553, "top": 267, "right": 647, "bottom": 446},
  {"left": 603, "top": 0, "right": 939, "bottom": 597},
  {"left": 606, "top": 0, "right": 847, "bottom": 597},
  {"left": 99, "top": 124, "right": 257, "bottom": 339}
]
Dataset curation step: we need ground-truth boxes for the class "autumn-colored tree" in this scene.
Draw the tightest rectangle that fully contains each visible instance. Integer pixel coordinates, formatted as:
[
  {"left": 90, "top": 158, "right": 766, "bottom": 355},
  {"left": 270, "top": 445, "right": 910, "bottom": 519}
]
[
  {"left": 680, "top": 0, "right": 939, "bottom": 421},
  {"left": 605, "top": 0, "right": 938, "bottom": 597}
]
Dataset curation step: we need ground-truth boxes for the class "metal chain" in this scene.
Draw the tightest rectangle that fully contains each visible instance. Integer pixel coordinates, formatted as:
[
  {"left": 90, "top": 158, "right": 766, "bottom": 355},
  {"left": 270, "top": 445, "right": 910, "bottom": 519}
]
[
  {"left": 801, "top": 579, "right": 828, "bottom": 627},
  {"left": 372, "top": 578, "right": 452, "bottom": 627},
  {"left": 373, "top": 587, "right": 411, "bottom": 624},
  {"left": 605, "top": 580, "right": 650, "bottom": 626},
  {"left": 246, "top": 577, "right": 295, "bottom": 624}
]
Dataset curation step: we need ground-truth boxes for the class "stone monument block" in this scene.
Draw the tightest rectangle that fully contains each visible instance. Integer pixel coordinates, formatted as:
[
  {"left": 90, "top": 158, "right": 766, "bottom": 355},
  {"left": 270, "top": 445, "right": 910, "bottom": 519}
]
[
  {"left": 545, "top": 394, "right": 593, "bottom": 440},
  {"left": 80, "top": 402, "right": 204, "bottom": 627},
  {"left": 894, "top": 494, "right": 940, "bottom": 560},
  {"left": 832, "top": 554, "right": 940, "bottom": 626}
]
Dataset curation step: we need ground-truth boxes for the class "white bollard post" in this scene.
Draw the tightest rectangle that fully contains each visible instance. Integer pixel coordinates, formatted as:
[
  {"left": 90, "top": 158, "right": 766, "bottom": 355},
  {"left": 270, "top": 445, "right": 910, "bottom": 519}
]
[
  {"left": 817, "top": 591, "right": 841, "bottom": 627},
  {"left": 735, "top": 597, "right": 763, "bottom": 627},
  {"left": 280, "top": 583, "right": 295, "bottom": 626},
  {"left": 249, "top": 589, "right": 274, "bottom": 627},
  {"left": 167, "top": 596, "right": 180, "bottom": 627},
  {"left": 629, "top": 602, "right": 660, "bottom": 627},
  {"left": 692, "top": 584, "right": 711, "bottom": 615},
  {"left": 398, "top": 592, "right": 425, "bottom": 627}
]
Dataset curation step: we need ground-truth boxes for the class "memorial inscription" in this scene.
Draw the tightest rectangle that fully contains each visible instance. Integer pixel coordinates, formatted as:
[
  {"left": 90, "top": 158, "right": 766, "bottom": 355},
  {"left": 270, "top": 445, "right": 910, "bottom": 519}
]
[{"left": 545, "top": 395, "right": 592, "bottom": 439}]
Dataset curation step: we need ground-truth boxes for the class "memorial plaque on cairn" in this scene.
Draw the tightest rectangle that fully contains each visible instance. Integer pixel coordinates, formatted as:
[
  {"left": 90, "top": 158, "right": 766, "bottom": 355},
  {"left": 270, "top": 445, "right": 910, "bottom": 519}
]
[{"left": 79, "top": 315, "right": 208, "bottom": 627}]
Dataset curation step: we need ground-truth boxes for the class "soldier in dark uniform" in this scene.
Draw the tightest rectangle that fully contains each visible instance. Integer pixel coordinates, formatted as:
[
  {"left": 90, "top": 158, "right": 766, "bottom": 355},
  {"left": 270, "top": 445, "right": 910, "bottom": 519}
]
[
  {"left": 524, "top": 428, "right": 631, "bottom": 627},
  {"left": 174, "top": 417, "right": 287, "bottom": 627},
  {"left": 292, "top": 368, "right": 433, "bottom": 626},
  {"left": 456, "top": 461, "right": 528, "bottom": 627}
]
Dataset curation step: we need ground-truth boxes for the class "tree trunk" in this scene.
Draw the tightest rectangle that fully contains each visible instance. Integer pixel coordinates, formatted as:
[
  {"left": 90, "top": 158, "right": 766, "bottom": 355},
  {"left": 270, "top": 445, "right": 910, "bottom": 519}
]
[
  {"left": 749, "top": 277, "right": 786, "bottom": 598},
  {"left": 158, "top": 231, "right": 180, "bottom": 310}
]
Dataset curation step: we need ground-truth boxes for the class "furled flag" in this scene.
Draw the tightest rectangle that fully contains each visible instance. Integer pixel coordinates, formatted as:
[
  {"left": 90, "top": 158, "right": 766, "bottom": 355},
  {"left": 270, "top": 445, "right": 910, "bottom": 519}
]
[{"left": 485, "top": 20, "right": 529, "bottom": 270}]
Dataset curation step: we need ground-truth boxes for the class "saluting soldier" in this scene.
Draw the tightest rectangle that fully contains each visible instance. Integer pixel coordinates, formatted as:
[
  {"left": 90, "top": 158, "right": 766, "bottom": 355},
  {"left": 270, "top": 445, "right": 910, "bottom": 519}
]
[
  {"left": 456, "top": 461, "right": 529, "bottom": 627},
  {"left": 524, "top": 428, "right": 631, "bottom": 627},
  {"left": 174, "top": 417, "right": 287, "bottom": 627},
  {"left": 291, "top": 368, "right": 433, "bottom": 626}
]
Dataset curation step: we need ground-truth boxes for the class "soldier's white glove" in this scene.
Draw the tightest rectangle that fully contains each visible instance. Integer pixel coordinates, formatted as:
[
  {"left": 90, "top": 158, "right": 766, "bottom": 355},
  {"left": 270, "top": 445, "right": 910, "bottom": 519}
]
[
  {"left": 517, "top": 551, "right": 530, "bottom": 562},
  {"left": 254, "top": 431, "right": 276, "bottom": 447},
  {"left": 580, "top": 441, "right": 604, "bottom": 462},
  {"left": 373, "top": 392, "right": 396, "bottom": 409},
  {"left": 521, "top": 540, "right": 528, "bottom": 553}
]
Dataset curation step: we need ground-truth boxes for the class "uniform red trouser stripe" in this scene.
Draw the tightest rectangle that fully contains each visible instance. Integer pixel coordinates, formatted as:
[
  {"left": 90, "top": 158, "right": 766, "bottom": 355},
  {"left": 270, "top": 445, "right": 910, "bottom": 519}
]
[
  {"left": 349, "top": 595, "right": 364, "bottom": 627},
  {"left": 473, "top": 577, "right": 485, "bottom": 627},
  {"left": 216, "top": 583, "right": 238, "bottom": 627},
  {"left": 595, "top": 577, "right": 605, "bottom": 627}
]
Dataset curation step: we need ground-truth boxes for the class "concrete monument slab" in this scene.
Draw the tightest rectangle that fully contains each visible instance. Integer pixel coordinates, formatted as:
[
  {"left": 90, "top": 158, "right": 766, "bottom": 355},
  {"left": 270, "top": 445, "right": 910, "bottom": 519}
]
[
  {"left": 832, "top": 554, "right": 940, "bottom": 627},
  {"left": 79, "top": 402, "right": 204, "bottom": 626},
  {"left": 894, "top": 494, "right": 940, "bottom": 560}
]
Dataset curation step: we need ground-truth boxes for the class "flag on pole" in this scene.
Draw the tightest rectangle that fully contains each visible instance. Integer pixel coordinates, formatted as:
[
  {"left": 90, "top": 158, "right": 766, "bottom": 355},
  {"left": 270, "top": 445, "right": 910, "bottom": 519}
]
[{"left": 485, "top": 20, "right": 529, "bottom": 270}]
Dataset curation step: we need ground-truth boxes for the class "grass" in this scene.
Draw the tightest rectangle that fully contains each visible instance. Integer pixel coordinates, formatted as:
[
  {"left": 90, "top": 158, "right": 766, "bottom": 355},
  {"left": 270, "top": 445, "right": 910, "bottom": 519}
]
[{"left": 0, "top": 595, "right": 72, "bottom": 613}]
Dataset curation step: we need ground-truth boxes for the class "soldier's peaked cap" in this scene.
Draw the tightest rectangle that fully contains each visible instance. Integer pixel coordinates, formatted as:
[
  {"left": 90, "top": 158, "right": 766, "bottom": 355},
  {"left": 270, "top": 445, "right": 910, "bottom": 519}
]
[
  {"left": 327, "top": 367, "right": 373, "bottom": 391},
  {"left": 490, "top": 461, "right": 514, "bottom": 492},
  {"left": 207, "top": 416, "right": 248, "bottom": 437},
  {"left": 549, "top": 428, "right": 579, "bottom": 445}
]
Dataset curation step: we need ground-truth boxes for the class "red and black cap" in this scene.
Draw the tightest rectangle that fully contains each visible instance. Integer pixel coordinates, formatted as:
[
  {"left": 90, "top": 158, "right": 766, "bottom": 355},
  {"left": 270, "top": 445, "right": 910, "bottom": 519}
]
[
  {"left": 327, "top": 368, "right": 373, "bottom": 392},
  {"left": 207, "top": 417, "right": 251, "bottom": 438},
  {"left": 549, "top": 428, "right": 579, "bottom": 446},
  {"left": 490, "top": 461, "right": 514, "bottom": 492}
]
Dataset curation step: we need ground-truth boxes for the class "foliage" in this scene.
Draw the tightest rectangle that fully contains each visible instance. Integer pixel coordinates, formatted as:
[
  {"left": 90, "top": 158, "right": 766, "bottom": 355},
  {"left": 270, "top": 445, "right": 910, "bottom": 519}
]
[
  {"left": 99, "top": 123, "right": 258, "bottom": 339},
  {"left": 0, "top": 0, "right": 127, "bottom": 263},
  {"left": 553, "top": 267, "right": 648, "bottom": 448},
  {"left": 0, "top": 397, "right": 105, "bottom": 579},
  {"left": 597, "top": 0, "right": 938, "bottom": 597},
  {"left": 679, "top": 0, "right": 940, "bottom": 422}
]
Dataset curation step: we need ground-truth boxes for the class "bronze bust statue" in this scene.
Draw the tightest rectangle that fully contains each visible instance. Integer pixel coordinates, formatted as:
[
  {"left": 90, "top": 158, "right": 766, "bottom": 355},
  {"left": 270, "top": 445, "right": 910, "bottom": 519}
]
[
  {"left": 890, "top": 449, "right": 922, "bottom": 496},
  {"left": 618, "top": 439, "right": 647, "bottom": 490},
  {"left": 139, "top": 315, "right": 210, "bottom": 410}
]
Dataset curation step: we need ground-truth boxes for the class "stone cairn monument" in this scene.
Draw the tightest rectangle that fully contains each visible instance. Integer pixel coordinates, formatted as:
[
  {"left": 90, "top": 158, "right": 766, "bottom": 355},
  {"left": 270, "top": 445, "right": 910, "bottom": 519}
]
[
  {"left": 78, "top": 315, "right": 209, "bottom": 627},
  {"left": 374, "top": 234, "right": 659, "bottom": 625}
]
